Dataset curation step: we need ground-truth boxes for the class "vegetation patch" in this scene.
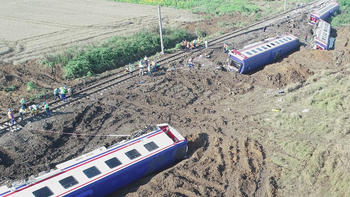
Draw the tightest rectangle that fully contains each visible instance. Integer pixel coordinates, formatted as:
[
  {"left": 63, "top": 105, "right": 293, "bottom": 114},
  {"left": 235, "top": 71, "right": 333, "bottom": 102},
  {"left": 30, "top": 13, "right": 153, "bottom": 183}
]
[
  {"left": 42, "top": 28, "right": 195, "bottom": 79},
  {"left": 262, "top": 66, "right": 350, "bottom": 195},
  {"left": 331, "top": 0, "right": 350, "bottom": 26}
]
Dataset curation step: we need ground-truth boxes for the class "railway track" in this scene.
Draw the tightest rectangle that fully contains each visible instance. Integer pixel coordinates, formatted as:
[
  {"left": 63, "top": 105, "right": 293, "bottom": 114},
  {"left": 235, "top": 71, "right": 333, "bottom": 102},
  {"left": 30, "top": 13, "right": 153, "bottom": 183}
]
[{"left": 0, "top": 0, "right": 330, "bottom": 133}]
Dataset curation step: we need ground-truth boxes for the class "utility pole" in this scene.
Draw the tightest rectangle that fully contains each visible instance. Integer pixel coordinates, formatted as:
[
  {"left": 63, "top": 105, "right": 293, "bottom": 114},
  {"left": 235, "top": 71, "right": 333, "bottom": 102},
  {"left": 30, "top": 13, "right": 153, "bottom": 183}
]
[
  {"left": 284, "top": 0, "right": 287, "bottom": 12},
  {"left": 158, "top": 5, "right": 164, "bottom": 54}
]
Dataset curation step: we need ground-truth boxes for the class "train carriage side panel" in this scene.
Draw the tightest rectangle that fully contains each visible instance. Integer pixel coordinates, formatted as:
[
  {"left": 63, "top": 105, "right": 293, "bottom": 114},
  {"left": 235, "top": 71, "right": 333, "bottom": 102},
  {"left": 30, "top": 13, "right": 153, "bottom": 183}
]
[
  {"left": 240, "top": 37, "right": 299, "bottom": 74},
  {"left": 275, "top": 38, "right": 300, "bottom": 58},
  {"left": 67, "top": 142, "right": 187, "bottom": 197},
  {"left": 241, "top": 50, "right": 271, "bottom": 74},
  {"left": 320, "top": 3, "right": 340, "bottom": 20}
]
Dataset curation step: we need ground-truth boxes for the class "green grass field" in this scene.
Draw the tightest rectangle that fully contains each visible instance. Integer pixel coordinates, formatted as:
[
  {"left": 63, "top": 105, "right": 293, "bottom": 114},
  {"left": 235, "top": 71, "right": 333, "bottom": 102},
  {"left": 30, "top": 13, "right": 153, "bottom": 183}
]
[{"left": 263, "top": 65, "right": 350, "bottom": 196}]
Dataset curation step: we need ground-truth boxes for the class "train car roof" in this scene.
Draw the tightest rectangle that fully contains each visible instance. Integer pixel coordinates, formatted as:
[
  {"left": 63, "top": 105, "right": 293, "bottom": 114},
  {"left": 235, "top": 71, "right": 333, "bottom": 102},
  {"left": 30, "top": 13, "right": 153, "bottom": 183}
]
[
  {"left": 312, "top": 2, "right": 339, "bottom": 17},
  {"left": 315, "top": 19, "right": 331, "bottom": 46},
  {"left": 0, "top": 124, "right": 186, "bottom": 197},
  {"left": 229, "top": 34, "right": 298, "bottom": 61}
]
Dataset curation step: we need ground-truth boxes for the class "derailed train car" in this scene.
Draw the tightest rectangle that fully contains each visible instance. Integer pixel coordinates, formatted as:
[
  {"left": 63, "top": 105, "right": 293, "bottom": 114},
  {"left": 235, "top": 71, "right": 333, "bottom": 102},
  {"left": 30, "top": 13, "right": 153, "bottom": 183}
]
[
  {"left": 309, "top": 2, "right": 339, "bottom": 25},
  {"left": 313, "top": 19, "right": 331, "bottom": 50},
  {"left": 228, "top": 34, "right": 300, "bottom": 74},
  {"left": 0, "top": 123, "right": 188, "bottom": 197}
]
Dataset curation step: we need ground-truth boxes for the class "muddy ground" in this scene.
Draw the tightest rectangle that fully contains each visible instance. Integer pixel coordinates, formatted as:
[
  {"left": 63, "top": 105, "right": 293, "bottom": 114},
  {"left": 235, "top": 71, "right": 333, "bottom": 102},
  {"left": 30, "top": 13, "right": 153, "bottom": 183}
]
[{"left": 1, "top": 2, "right": 350, "bottom": 197}]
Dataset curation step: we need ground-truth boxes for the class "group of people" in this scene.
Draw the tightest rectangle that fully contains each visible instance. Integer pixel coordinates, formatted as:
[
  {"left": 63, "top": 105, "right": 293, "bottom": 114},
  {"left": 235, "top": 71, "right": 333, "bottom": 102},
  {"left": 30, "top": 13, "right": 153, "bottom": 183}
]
[
  {"left": 181, "top": 37, "right": 207, "bottom": 50},
  {"left": 6, "top": 85, "right": 73, "bottom": 127},
  {"left": 53, "top": 86, "right": 73, "bottom": 101},
  {"left": 125, "top": 56, "right": 160, "bottom": 77},
  {"left": 7, "top": 98, "right": 51, "bottom": 127}
]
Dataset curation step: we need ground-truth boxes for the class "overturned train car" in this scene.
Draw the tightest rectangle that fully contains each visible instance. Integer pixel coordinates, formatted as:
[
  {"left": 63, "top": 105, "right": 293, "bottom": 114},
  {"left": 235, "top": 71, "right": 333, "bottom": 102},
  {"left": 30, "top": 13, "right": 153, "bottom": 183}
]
[
  {"left": 0, "top": 123, "right": 188, "bottom": 197},
  {"left": 313, "top": 19, "right": 331, "bottom": 50},
  {"left": 228, "top": 34, "right": 300, "bottom": 74},
  {"left": 309, "top": 2, "right": 339, "bottom": 25}
]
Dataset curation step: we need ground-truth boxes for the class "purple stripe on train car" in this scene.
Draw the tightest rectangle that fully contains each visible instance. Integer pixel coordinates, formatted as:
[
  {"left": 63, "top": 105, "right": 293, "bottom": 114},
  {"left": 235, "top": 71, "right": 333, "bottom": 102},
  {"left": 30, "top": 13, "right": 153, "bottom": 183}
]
[
  {"left": 15, "top": 184, "right": 27, "bottom": 190},
  {"left": 63, "top": 129, "right": 162, "bottom": 171},
  {"left": 0, "top": 191, "right": 10, "bottom": 196}
]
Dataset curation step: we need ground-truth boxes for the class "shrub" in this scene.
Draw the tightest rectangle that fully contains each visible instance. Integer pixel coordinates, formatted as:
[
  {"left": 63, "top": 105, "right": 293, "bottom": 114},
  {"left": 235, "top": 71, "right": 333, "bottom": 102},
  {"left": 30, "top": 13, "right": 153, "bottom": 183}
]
[
  {"left": 27, "top": 81, "right": 37, "bottom": 92},
  {"left": 59, "top": 28, "right": 194, "bottom": 78},
  {"left": 4, "top": 85, "right": 17, "bottom": 92},
  {"left": 331, "top": 0, "right": 350, "bottom": 26}
]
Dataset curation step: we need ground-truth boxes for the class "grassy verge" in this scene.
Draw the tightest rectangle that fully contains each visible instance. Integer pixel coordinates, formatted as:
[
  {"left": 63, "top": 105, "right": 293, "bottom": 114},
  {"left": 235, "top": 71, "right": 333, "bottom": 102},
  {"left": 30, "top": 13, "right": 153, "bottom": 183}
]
[
  {"left": 262, "top": 66, "right": 350, "bottom": 195},
  {"left": 331, "top": 0, "right": 350, "bottom": 27},
  {"left": 41, "top": 28, "right": 195, "bottom": 79}
]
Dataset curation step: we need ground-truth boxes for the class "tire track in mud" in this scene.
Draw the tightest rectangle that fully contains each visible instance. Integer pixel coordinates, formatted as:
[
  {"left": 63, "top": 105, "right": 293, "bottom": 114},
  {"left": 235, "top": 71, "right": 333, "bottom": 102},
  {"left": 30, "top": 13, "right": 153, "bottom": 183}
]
[{"left": 117, "top": 133, "right": 278, "bottom": 197}]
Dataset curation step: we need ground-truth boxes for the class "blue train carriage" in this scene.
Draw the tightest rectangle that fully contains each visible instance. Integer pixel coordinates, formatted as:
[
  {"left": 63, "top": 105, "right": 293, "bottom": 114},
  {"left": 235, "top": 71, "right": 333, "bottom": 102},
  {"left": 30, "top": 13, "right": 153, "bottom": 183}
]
[
  {"left": 313, "top": 19, "right": 331, "bottom": 50},
  {"left": 0, "top": 123, "right": 188, "bottom": 197},
  {"left": 309, "top": 2, "right": 339, "bottom": 25},
  {"left": 228, "top": 34, "right": 300, "bottom": 74}
]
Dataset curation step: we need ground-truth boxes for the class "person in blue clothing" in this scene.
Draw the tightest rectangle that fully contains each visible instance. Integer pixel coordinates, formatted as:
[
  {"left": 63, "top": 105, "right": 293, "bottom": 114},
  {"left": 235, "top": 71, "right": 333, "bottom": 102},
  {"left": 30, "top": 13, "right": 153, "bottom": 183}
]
[
  {"left": 60, "top": 86, "right": 67, "bottom": 101},
  {"left": 43, "top": 102, "right": 50, "bottom": 117}
]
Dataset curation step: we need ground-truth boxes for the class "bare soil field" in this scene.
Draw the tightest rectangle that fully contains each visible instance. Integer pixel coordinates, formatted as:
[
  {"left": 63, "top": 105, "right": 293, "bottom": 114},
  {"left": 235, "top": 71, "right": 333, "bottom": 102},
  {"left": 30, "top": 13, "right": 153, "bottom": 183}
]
[
  {"left": 0, "top": 0, "right": 200, "bottom": 64},
  {"left": 1, "top": 1, "right": 350, "bottom": 196}
]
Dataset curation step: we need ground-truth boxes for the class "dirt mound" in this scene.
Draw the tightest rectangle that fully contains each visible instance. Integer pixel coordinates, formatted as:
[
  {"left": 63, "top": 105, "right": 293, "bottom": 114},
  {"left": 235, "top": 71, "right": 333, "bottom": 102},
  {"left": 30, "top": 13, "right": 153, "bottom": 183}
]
[
  {"left": 117, "top": 133, "right": 278, "bottom": 197},
  {"left": 255, "top": 57, "right": 314, "bottom": 88}
]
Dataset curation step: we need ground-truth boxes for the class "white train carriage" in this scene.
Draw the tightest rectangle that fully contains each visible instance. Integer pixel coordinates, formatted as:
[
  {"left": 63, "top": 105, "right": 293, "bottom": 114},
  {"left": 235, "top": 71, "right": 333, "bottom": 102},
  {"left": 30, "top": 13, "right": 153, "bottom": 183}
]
[
  {"left": 228, "top": 34, "right": 300, "bottom": 74},
  {"left": 313, "top": 19, "right": 331, "bottom": 50},
  {"left": 309, "top": 2, "right": 339, "bottom": 25},
  {"left": 0, "top": 123, "right": 188, "bottom": 197}
]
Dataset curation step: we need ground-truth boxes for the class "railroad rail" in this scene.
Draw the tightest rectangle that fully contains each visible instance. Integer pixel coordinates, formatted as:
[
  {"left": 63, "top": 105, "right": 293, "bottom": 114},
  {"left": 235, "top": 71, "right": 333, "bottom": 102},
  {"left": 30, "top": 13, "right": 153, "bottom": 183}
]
[{"left": 0, "top": 0, "right": 330, "bottom": 133}]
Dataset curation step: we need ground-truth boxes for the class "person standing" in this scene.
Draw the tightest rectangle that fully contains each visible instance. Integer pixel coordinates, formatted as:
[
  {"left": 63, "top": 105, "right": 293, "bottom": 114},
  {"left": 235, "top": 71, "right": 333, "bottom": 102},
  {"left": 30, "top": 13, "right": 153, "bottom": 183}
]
[
  {"left": 53, "top": 88, "right": 60, "bottom": 100},
  {"left": 8, "top": 108, "right": 14, "bottom": 126},
  {"left": 205, "top": 40, "right": 208, "bottom": 49},
  {"left": 147, "top": 63, "right": 152, "bottom": 77},
  {"left": 139, "top": 60, "right": 144, "bottom": 76},
  {"left": 43, "top": 102, "right": 50, "bottom": 117},
  {"left": 60, "top": 86, "right": 67, "bottom": 101},
  {"left": 20, "top": 98, "right": 26, "bottom": 109},
  {"left": 19, "top": 107, "right": 25, "bottom": 121},
  {"left": 129, "top": 63, "right": 134, "bottom": 75},
  {"left": 223, "top": 43, "right": 230, "bottom": 53},
  {"left": 68, "top": 87, "right": 73, "bottom": 97}
]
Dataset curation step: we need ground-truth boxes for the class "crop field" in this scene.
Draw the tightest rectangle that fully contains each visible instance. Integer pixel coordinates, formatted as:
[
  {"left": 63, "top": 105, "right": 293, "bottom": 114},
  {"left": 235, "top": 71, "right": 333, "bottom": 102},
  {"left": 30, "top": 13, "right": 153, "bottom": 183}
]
[
  {"left": 114, "top": 0, "right": 313, "bottom": 16},
  {"left": 0, "top": 0, "right": 200, "bottom": 64}
]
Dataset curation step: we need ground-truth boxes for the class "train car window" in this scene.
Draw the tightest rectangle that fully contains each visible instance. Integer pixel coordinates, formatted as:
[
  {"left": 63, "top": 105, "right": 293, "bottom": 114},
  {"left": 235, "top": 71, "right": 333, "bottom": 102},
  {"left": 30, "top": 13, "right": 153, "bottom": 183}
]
[
  {"left": 246, "top": 51, "right": 253, "bottom": 56},
  {"left": 286, "top": 37, "right": 292, "bottom": 40},
  {"left": 125, "top": 149, "right": 141, "bottom": 160},
  {"left": 266, "top": 45, "right": 271, "bottom": 48},
  {"left": 262, "top": 46, "right": 268, "bottom": 50},
  {"left": 270, "top": 43, "right": 275, "bottom": 46},
  {"left": 257, "top": 48, "right": 263, "bottom": 52},
  {"left": 252, "top": 49, "right": 258, "bottom": 53},
  {"left": 105, "top": 157, "right": 122, "bottom": 169},
  {"left": 32, "top": 186, "right": 54, "bottom": 197},
  {"left": 59, "top": 176, "right": 79, "bottom": 189},
  {"left": 144, "top": 142, "right": 159, "bottom": 152},
  {"left": 283, "top": 38, "right": 289, "bottom": 42},
  {"left": 83, "top": 166, "right": 101, "bottom": 178},
  {"left": 279, "top": 39, "right": 285, "bottom": 43},
  {"left": 275, "top": 41, "right": 280, "bottom": 45}
]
